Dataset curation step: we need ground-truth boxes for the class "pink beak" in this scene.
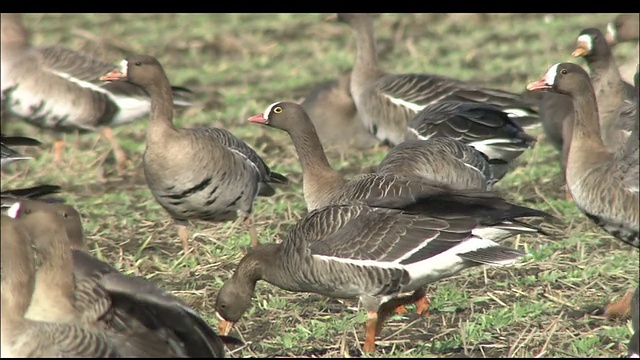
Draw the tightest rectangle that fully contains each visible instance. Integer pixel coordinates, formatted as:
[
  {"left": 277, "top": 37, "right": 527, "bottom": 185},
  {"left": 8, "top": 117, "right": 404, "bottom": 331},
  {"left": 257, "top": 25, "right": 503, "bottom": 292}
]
[{"left": 247, "top": 114, "right": 268, "bottom": 124}]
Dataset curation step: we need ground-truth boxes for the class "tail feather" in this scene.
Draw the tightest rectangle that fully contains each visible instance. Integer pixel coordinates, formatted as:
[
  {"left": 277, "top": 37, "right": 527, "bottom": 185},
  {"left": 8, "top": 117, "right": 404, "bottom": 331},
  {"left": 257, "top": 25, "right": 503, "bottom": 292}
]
[{"left": 459, "top": 245, "right": 528, "bottom": 266}]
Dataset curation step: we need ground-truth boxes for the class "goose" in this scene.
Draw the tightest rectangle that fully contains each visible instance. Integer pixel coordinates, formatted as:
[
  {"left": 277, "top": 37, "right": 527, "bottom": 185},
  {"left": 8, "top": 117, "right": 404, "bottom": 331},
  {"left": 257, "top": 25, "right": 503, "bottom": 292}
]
[
  {"left": 1, "top": 184, "right": 63, "bottom": 212},
  {"left": 248, "top": 100, "right": 554, "bottom": 315},
  {"left": 606, "top": 13, "right": 640, "bottom": 85},
  {"left": 214, "top": 193, "right": 546, "bottom": 353},
  {"left": 1, "top": 211, "right": 122, "bottom": 358},
  {"left": 325, "top": 13, "right": 540, "bottom": 147},
  {"left": 300, "top": 69, "right": 378, "bottom": 151},
  {"left": 376, "top": 137, "right": 497, "bottom": 191},
  {"left": 630, "top": 286, "right": 640, "bottom": 357},
  {"left": 406, "top": 100, "right": 537, "bottom": 180},
  {"left": 527, "top": 62, "right": 639, "bottom": 321},
  {"left": 1, "top": 133, "right": 41, "bottom": 169},
  {"left": 0, "top": 13, "right": 193, "bottom": 173},
  {"left": 571, "top": 27, "right": 637, "bottom": 153},
  {"left": 99, "top": 55, "right": 288, "bottom": 254},
  {"left": 10, "top": 198, "right": 234, "bottom": 357}
]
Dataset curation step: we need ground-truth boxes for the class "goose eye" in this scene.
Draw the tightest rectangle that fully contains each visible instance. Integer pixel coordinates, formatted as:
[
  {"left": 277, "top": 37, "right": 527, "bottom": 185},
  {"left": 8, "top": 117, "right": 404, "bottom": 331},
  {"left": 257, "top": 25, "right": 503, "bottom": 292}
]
[
  {"left": 135, "top": 61, "right": 142, "bottom": 66},
  {"left": 560, "top": 69, "right": 568, "bottom": 75},
  {"left": 273, "top": 106, "right": 283, "bottom": 114},
  {"left": 23, "top": 208, "right": 31, "bottom": 215},
  {"left": 62, "top": 212, "right": 69, "bottom": 219}
]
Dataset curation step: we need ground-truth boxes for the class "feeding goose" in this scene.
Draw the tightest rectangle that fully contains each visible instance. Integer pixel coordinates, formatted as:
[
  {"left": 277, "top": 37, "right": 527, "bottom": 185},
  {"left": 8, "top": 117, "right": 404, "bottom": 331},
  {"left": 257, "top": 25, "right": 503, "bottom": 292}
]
[
  {"left": 325, "top": 13, "right": 540, "bottom": 147},
  {"left": 100, "top": 55, "right": 288, "bottom": 254},
  {"left": 214, "top": 192, "right": 552, "bottom": 353},
  {"left": 9, "top": 198, "right": 236, "bottom": 357},
  {"left": 0, "top": 13, "right": 193, "bottom": 173},
  {"left": 527, "top": 62, "right": 638, "bottom": 321}
]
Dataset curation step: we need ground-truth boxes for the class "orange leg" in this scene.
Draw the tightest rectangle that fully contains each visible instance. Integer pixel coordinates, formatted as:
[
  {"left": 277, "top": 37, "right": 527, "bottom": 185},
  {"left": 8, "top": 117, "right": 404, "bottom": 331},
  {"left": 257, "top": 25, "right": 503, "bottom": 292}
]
[
  {"left": 605, "top": 288, "right": 634, "bottom": 320},
  {"left": 363, "top": 311, "right": 378, "bottom": 354},
  {"left": 242, "top": 213, "right": 259, "bottom": 248},
  {"left": 101, "top": 127, "right": 127, "bottom": 174},
  {"left": 53, "top": 140, "right": 65, "bottom": 163},
  {"left": 393, "top": 288, "right": 430, "bottom": 317},
  {"left": 178, "top": 224, "right": 191, "bottom": 255},
  {"left": 563, "top": 184, "right": 573, "bottom": 201}
]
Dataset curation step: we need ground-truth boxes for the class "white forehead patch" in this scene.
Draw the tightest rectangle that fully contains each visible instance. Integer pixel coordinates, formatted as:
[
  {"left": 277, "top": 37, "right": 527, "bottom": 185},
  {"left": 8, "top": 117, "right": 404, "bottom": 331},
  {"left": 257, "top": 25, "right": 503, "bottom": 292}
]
[
  {"left": 543, "top": 63, "right": 560, "bottom": 86},
  {"left": 119, "top": 60, "right": 129, "bottom": 76},
  {"left": 576, "top": 34, "right": 593, "bottom": 51},
  {"left": 263, "top": 102, "right": 280, "bottom": 120},
  {"left": 606, "top": 22, "right": 617, "bottom": 40},
  {"left": 7, "top": 202, "right": 21, "bottom": 219}
]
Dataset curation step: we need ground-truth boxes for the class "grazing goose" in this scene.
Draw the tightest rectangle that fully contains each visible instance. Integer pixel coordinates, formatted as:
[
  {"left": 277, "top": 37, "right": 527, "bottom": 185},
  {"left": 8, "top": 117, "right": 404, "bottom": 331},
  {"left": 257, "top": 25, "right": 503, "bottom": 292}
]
[
  {"left": 572, "top": 27, "right": 637, "bottom": 153},
  {"left": 1, "top": 212, "right": 122, "bottom": 358},
  {"left": 527, "top": 63, "right": 639, "bottom": 321},
  {"left": 300, "top": 69, "right": 378, "bottom": 151},
  {"left": 1, "top": 133, "right": 41, "bottom": 169},
  {"left": 325, "top": 13, "right": 540, "bottom": 147},
  {"left": 406, "top": 101, "right": 537, "bottom": 179},
  {"left": 606, "top": 13, "right": 640, "bottom": 85},
  {"left": 10, "top": 199, "right": 233, "bottom": 358},
  {"left": 376, "top": 137, "right": 497, "bottom": 191},
  {"left": 214, "top": 193, "right": 545, "bottom": 354},
  {"left": 0, "top": 13, "right": 193, "bottom": 172},
  {"left": 100, "top": 55, "right": 288, "bottom": 253}
]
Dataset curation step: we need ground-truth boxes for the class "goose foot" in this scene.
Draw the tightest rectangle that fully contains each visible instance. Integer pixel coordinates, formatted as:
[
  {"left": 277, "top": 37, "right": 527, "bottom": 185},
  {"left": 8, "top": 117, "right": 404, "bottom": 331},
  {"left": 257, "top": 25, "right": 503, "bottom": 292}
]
[
  {"left": 393, "top": 288, "right": 430, "bottom": 317},
  {"left": 604, "top": 288, "right": 633, "bottom": 320}
]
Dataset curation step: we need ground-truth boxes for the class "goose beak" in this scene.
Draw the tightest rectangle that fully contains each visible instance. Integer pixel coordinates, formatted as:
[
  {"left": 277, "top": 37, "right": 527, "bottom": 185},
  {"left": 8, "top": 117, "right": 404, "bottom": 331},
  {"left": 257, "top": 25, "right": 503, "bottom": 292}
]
[
  {"left": 571, "top": 44, "right": 588, "bottom": 57},
  {"left": 526, "top": 78, "right": 551, "bottom": 92},
  {"left": 218, "top": 319, "right": 235, "bottom": 336},
  {"left": 247, "top": 113, "right": 268, "bottom": 124},
  {"left": 100, "top": 69, "right": 126, "bottom": 82},
  {"left": 324, "top": 13, "right": 338, "bottom": 22}
]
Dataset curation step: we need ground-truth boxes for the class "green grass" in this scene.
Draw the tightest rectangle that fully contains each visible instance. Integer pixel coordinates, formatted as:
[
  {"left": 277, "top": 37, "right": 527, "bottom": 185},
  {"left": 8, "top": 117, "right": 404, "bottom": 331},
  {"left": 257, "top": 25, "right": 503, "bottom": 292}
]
[{"left": 2, "top": 13, "right": 638, "bottom": 358}]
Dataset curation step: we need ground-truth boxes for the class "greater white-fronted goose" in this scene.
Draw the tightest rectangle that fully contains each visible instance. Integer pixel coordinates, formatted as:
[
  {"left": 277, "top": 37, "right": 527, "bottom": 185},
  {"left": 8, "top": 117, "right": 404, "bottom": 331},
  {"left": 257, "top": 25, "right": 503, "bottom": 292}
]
[
  {"left": 527, "top": 62, "right": 639, "bottom": 320},
  {"left": 0, "top": 133, "right": 41, "bottom": 169},
  {"left": 10, "top": 198, "right": 234, "bottom": 357},
  {"left": 572, "top": 27, "right": 637, "bottom": 153},
  {"left": 0, "top": 13, "right": 193, "bottom": 172},
  {"left": 214, "top": 193, "right": 544, "bottom": 353},
  {"left": 406, "top": 101, "right": 537, "bottom": 179},
  {"left": 325, "top": 13, "right": 540, "bottom": 147},
  {"left": 606, "top": 13, "right": 640, "bottom": 85},
  {"left": 376, "top": 137, "right": 497, "bottom": 191},
  {"left": 300, "top": 69, "right": 378, "bottom": 151},
  {"left": 100, "top": 55, "right": 288, "bottom": 253},
  {"left": 1, "top": 183, "right": 63, "bottom": 212},
  {"left": 1, "top": 211, "right": 122, "bottom": 358}
]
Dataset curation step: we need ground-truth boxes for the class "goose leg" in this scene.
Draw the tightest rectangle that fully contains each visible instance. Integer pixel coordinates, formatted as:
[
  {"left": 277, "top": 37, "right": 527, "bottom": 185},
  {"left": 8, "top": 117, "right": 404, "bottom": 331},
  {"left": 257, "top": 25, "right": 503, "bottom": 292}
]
[
  {"left": 101, "top": 127, "right": 127, "bottom": 174},
  {"left": 604, "top": 288, "right": 634, "bottom": 320},
  {"left": 53, "top": 140, "right": 65, "bottom": 163},
  {"left": 363, "top": 311, "right": 379, "bottom": 354},
  {"left": 240, "top": 211, "right": 259, "bottom": 248},
  {"left": 393, "top": 288, "right": 430, "bottom": 316},
  {"left": 177, "top": 224, "right": 191, "bottom": 255}
]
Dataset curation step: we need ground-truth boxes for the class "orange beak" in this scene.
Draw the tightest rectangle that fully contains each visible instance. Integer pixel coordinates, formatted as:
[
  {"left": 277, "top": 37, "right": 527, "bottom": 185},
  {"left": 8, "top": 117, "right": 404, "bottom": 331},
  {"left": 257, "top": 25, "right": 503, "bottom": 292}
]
[
  {"left": 100, "top": 69, "right": 126, "bottom": 82},
  {"left": 571, "top": 44, "right": 588, "bottom": 57},
  {"left": 526, "top": 78, "right": 552, "bottom": 92},
  {"left": 218, "top": 319, "right": 236, "bottom": 336}
]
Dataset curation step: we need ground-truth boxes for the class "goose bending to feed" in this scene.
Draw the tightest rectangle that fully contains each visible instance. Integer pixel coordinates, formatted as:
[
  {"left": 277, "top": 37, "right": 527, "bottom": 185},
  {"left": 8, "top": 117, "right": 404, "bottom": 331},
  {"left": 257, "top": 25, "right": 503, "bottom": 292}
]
[
  {"left": 376, "top": 137, "right": 497, "bottom": 191},
  {"left": 100, "top": 55, "right": 288, "bottom": 254},
  {"left": 1, "top": 212, "right": 122, "bottom": 357},
  {"left": 300, "top": 69, "right": 378, "bottom": 151},
  {"left": 248, "top": 101, "right": 554, "bottom": 316},
  {"left": 406, "top": 101, "right": 537, "bottom": 180},
  {"left": 571, "top": 27, "right": 637, "bottom": 153},
  {"left": 1, "top": 183, "right": 63, "bottom": 212},
  {"left": 606, "top": 13, "right": 640, "bottom": 85},
  {"left": 0, "top": 13, "right": 193, "bottom": 173},
  {"left": 527, "top": 62, "right": 639, "bottom": 320},
  {"left": 325, "top": 13, "right": 540, "bottom": 147},
  {"left": 215, "top": 193, "right": 551, "bottom": 354},
  {"left": 1, "top": 133, "right": 41, "bottom": 169},
  {"left": 9, "top": 198, "right": 237, "bottom": 357}
]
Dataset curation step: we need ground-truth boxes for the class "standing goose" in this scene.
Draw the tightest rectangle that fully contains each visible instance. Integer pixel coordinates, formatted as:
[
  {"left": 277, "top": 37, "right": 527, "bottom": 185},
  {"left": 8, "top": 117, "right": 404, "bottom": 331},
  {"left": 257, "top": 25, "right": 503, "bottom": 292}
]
[
  {"left": 376, "top": 137, "right": 497, "bottom": 191},
  {"left": 0, "top": 13, "right": 193, "bottom": 172},
  {"left": 325, "top": 13, "right": 540, "bottom": 147},
  {"left": 406, "top": 101, "right": 537, "bottom": 179},
  {"left": 100, "top": 55, "right": 288, "bottom": 253},
  {"left": 572, "top": 27, "right": 637, "bottom": 153},
  {"left": 0, "top": 133, "right": 41, "bottom": 169},
  {"left": 1, "top": 211, "right": 122, "bottom": 358},
  {"left": 606, "top": 13, "right": 640, "bottom": 85},
  {"left": 11, "top": 198, "right": 233, "bottom": 357},
  {"left": 527, "top": 63, "right": 639, "bottom": 321},
  {"left": 214, "top": 194, "right": 541, "bottom": 354}
]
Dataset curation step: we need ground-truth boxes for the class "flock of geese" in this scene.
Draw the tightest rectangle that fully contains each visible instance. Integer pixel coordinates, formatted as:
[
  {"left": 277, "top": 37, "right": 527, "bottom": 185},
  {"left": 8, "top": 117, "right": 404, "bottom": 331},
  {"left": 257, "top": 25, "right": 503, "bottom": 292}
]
[{"left": 1, "top": 12, "right": 638, "bottom": 357}]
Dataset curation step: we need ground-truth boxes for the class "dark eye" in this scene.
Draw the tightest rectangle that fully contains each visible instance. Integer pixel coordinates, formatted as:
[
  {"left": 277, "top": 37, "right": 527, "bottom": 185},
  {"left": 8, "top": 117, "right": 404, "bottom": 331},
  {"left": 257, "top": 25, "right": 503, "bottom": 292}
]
[
  {"left": 560, "top": 69, "right": 568, "bottom": 75},
  {"left": 24, "top": 208, "right": 31, "bottom": 215},
  {"left": 135, "top": 61, "right": 142, "bottom": 66},
  {"left": 219, "top": 303, "right": 226, "bottom": 309},
  {"left": 62, "top": 212, "right": 69, "bottom": 219},
  {"left": 273, "top": 106, "right": 283, "bottom": 114}
]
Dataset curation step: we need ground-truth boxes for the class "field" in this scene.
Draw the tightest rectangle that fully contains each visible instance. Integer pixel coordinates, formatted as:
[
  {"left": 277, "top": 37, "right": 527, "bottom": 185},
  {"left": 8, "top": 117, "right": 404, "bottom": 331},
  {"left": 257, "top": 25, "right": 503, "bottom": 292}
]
[{"left": 3, "top": 13, "right": 638, "bottom": 358}]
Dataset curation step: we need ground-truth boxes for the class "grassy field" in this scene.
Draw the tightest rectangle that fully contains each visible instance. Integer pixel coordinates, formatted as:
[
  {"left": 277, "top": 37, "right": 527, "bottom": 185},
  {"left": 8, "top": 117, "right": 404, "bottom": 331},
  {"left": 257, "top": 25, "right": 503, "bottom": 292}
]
[{"left": 3, "top": 13, "right": 638, "bottom": 358}]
